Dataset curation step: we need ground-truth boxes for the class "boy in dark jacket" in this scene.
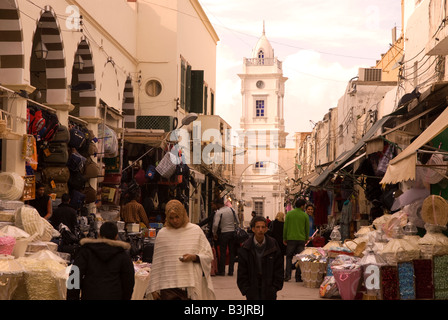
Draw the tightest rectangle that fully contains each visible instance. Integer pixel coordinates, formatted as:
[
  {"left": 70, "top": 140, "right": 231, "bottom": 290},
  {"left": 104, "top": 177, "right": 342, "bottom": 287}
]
[
  {"left": 67, "top": 222, "right": 135, "bottom": 300},
  {"left": 237, "top": 216, "right": 284, "bottom": 300}
]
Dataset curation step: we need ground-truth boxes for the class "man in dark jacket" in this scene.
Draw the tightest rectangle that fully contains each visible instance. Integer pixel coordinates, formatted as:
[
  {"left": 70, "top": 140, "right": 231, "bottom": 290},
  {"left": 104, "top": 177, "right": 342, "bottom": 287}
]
[
  {"left": 50, "top": 193, "right": 78, "bottom": 233},
  {"left": 237, "top": 216, "right": 284, "bottom": 300},
  {"left": 67, "top": 222, "right": 135, "bottom": 300}
]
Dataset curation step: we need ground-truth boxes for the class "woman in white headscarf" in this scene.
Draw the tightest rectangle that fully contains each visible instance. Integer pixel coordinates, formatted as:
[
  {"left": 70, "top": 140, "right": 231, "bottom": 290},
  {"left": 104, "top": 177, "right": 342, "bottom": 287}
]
[{"left": 147, "top": 199, "right": 216, "bottom": 300}]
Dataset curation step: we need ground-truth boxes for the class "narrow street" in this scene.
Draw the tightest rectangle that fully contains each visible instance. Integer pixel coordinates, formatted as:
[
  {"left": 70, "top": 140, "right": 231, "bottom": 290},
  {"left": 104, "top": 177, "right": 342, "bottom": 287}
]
[{"left": 211, "top": 262, "right": 324, "bottom": 300}]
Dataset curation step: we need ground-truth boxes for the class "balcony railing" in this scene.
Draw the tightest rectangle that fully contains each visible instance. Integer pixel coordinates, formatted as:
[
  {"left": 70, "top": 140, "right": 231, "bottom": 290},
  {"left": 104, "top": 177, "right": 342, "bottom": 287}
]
[{"left": 245, "top": 58, "right": 282, "bottom": 69}]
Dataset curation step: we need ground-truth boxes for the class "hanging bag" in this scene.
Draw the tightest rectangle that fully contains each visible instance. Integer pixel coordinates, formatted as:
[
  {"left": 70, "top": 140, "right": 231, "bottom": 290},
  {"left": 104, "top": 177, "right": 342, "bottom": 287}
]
[
  {"left": 155, "top": 151, "right": 178, "bottom": 179},
  {"left": 231, "top": 208, "right": 248, "bottom": 243},
  {"left": 83, "top": 156, "right": 99, "bottom": 179}
]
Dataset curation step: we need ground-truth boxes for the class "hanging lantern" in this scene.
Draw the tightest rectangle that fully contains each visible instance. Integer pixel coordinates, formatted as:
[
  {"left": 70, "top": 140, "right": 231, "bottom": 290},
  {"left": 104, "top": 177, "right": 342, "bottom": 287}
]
[
  {"left": 73, "top": 54, "right": 84, "bottom": 70},
  {"left": 33, "top": 40, "right": 48, "bottom": 60}
]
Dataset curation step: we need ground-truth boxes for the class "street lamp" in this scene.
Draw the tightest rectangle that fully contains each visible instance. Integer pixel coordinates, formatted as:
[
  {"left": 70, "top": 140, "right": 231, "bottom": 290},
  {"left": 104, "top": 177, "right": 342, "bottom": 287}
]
[
  {"left": 179, "top": 112, "right": 198, "bottom": 128},
  {"left": 33, "top": 40, "right": 48, "bottom": 60},
  {"left": 73, "top": 54, "right": 84, "bottom": 70}
]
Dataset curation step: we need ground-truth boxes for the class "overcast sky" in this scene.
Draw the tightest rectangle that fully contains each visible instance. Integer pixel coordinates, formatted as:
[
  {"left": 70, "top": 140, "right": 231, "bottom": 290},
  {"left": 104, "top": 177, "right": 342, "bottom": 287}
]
[{"left": 198, "top": 0, "right": 403, "bottom": 147}]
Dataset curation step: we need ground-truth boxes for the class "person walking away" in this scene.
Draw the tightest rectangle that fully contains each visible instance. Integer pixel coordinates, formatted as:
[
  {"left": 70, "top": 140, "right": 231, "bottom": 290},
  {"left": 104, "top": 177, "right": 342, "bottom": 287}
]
[
  {"left": 50, "top": 193, "right": 78, "bottom": 233},
  {"left": 237, "top": 216, "right": 284, "bottom": 300},
  {"left": 271, "top": 212, "right": 286, "bottom": 255},
  {"left": 66, "top": 221, "right": 135, "bottom": 300},
  {"left": 212, "top": 197, "right": 239, "bottom": 276},
  {"left": 148, "top": 199, "right": 215, "bottom": 300},
  {"left": 121, "top": 192, "right": 150, "bottom": 229},
  {"left": 283, "top": 198, "right": 309, "bottom": 282},
  {"left": 29, "top": 183, "right": 52, "bottom": 220}
]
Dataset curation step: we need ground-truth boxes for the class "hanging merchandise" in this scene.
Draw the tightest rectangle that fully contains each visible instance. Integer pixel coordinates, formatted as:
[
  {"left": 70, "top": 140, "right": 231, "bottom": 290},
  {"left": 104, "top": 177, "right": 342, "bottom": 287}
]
[
  {"left": 27, "top": 105, "right": 45, "bottom": 136},
  {"left": 376, "top": 144, "right": 394, "bottom": 176},
  {"left": 42, "top": 167, "right": 70, "bottom": 184},
  {"left": 421, "top": 195, "right": 448, "bottom": 226},
  {"left": 83, "top": 157, "right": 100, "bottom": 179},
  {"left": 98, "top": 124, "right": 119, "bottom": 157},
  {"left": 82, "top": 184, "right": 97, "bottom": 204},
  {"left": 50, "top": 125, "right": 70, "bottom": 143},
  {"left": 155, "top": 150, "right": 178, "bottom": 179},
  {"left": 68, "top": 126, "right": 86, "bottom": 150},
  {"left": 146, "top": 165, "right": 156, "bottom": 180},
  {"left": 39, "top": 110, "right": 60, "bottom": 142},
  {"left": 44, "top": 182, "right": 69, "bottom": 199},
  {"left": 134, "top": 168, "right": 147, "bottom": 186},
  {"left": 67, "top": 150, "right": 86, "bottom": 173},
  {"left": 22, "top": 135, "right": 38, "bottom": 171},
  {"left": 42, "top": 142, "right": 69, "bottom": 165}
]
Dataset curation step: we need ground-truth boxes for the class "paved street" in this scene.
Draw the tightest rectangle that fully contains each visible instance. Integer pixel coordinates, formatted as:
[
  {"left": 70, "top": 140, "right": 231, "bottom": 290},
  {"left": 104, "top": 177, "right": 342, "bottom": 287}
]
[{"left": 211, "top": 263, "right": 325, "bottom": 300}]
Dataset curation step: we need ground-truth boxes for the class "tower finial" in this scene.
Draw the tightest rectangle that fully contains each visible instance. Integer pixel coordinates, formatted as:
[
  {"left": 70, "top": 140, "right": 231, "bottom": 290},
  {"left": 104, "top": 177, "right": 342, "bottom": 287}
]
[{"left": 263, "top": 20, "right": 265, "bottom": 35}]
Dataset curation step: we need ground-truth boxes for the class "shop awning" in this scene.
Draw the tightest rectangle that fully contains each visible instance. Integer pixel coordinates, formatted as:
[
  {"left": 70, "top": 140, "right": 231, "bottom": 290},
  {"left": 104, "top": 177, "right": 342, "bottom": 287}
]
[
  {"left": 311, "top": 115, "right": 391, "bottom": 187},
  {"left": 381, "top": 106, "right": 448, "bottom": 184},
  {"left": 123, "top": 128, "right": 167, "bottom": 148}
]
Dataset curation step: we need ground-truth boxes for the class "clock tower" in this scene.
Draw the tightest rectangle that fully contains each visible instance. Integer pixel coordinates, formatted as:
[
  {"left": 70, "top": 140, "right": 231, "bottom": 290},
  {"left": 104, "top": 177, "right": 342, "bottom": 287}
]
[{"left": 237, "top": 23, "right": 288, "bottom": 148}]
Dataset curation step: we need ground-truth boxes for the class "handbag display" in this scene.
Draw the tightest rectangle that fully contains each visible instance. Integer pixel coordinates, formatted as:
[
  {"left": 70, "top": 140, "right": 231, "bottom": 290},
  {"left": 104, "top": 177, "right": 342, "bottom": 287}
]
[
  {"left": 83, "top": 185, "right": 97, "bottom": 204},
  {"left": 42, "top": 142, "right": 69, "bottom": 165},
  {"left": 83, "top": 157, "right": 99, "bottom": 179},
  {"left": 42, "top": 167, "right": 70, "bottom": 183},
  {"left": 51, "top": 125, "right": 70, "bottom": 143},
  {"left": 69, "top": 127, "right": 86, "bottom": 149},
  {"left": 67, "top": 151, "right": 86, "bottom": 172},
  {"left": 44, "top": 182, "right": 69, "bottom": 198}
]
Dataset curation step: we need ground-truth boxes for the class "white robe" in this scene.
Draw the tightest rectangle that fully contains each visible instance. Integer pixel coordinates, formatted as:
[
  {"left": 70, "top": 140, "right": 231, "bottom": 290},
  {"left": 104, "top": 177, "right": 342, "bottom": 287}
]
[{"left": 147, "top": 223, "right": 216, "bottom": 300}]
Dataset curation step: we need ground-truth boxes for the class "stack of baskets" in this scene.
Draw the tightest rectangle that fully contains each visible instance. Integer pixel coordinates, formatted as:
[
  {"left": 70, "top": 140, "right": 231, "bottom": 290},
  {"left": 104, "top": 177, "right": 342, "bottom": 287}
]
[{"left": 0, "top": 172, "right": 24, "bottom": 201}]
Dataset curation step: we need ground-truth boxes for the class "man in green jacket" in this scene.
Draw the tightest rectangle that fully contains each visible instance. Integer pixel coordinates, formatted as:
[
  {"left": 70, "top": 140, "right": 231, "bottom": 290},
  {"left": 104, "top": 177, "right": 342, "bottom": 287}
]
[{"left": 283, "top": 198, "right": 309, "bottom": 282}]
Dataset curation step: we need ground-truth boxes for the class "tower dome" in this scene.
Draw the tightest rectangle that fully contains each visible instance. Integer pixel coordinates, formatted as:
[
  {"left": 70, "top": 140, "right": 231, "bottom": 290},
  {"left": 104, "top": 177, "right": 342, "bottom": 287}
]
[{"left": 252, "top": 21, "right": 274, "bottom": 60}]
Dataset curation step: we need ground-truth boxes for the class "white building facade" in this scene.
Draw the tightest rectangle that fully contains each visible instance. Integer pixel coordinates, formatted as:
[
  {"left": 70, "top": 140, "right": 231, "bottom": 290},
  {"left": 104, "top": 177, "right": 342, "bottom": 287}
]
[{"left": 232, "top": 26, "right": 295, "bottom": 225}]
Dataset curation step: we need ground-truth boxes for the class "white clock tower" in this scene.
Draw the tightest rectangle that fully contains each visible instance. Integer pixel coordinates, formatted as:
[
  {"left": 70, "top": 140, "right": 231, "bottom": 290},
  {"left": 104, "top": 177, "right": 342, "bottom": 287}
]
[
  {"left": 237, "top": 23, "right": 288, "bottom": 149},
  {"left": 233, "top": 24, "right": 294, "bottom": 223}
]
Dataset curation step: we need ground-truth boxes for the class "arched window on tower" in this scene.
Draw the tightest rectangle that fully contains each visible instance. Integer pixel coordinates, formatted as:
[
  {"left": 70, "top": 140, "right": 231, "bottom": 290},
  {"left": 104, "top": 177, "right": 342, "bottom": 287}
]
[{"left": 258, "top": 50, "right": 264, "bottom": 65}]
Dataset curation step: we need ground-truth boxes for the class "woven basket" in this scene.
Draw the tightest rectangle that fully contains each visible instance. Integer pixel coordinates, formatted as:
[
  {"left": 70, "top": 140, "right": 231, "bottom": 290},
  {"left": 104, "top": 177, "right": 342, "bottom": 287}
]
[
  {"left": 421, "top": 195, "right": 448, "bottom": 226},
  {"left": 0, "top": 236, "right": 16, "bottom": 255}
]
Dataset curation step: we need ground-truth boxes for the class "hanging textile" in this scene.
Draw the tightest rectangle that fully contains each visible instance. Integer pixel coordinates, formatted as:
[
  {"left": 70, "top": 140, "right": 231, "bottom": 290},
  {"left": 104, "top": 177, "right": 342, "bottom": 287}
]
[{"left": 313, "top": 189, "right": 330, "bottom": 226}]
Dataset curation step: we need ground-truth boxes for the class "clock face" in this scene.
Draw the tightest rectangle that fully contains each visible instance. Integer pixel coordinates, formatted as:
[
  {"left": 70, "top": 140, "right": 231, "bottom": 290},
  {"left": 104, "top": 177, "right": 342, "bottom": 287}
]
[{"left": 256, "top": 80, "right": 265, "bottom": 89}]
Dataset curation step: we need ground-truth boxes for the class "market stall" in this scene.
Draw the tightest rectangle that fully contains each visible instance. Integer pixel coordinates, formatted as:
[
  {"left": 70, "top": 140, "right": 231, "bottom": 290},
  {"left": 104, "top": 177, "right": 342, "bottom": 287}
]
[{"left": 292, "top": 199, "right": 448, "bottom": 300}]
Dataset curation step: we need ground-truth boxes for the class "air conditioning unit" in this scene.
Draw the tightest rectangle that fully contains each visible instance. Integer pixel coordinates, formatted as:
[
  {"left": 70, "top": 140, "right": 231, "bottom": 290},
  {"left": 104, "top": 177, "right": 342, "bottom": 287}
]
[{"left": 358, "top": 68, "right": 382, "bottom": 82}]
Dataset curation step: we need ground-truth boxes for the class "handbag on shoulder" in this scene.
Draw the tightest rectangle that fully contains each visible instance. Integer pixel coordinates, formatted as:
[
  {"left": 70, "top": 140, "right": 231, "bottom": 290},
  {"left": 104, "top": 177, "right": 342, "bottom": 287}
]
[{"left": 231, "top": 208, "right": 248, "bottom": 243}]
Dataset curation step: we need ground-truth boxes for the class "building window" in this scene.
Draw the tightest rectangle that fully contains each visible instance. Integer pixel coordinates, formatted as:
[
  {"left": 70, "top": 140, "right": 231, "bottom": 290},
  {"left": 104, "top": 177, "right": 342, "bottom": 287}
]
[
  {"left": 254, "top": 201, "right": 264, "bottom": 216},
  {"left": 145, "top": 80, "right": 162, "bottom": 97},
  {"left": 256, "top": 100, "right": 265, "bottom": 117},
  {"left": 180, "top": 60, "right": 186, "bottom": 109},
  {"left": 255, "top": 161, "right": 265, "bottom": 168},
  {"left": 258, "top": 50, "right": 265, "bottom": 65}
]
